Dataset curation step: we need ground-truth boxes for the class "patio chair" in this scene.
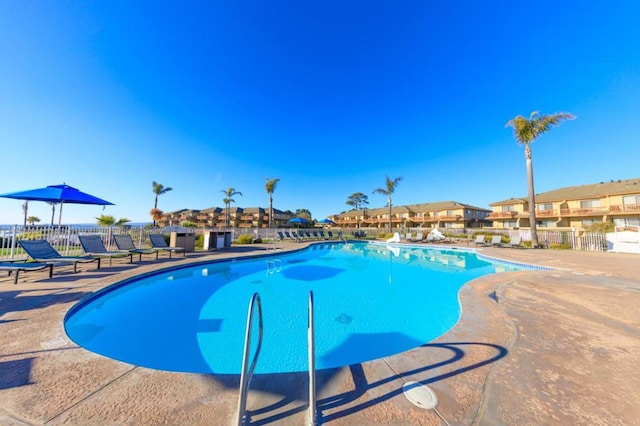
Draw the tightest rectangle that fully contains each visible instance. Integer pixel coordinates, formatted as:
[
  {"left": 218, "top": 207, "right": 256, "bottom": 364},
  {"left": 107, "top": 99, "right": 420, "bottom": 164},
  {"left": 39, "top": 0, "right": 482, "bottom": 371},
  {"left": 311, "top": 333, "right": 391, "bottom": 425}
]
[
  {"left": 505, "top": 235, "right": 523, "bottom": 248},
  {"left": 17, "top": 239, "right": 101, "bottom": 273},
  {"left": 149, "top": 234, "right": 186, "bottom": 258},
  {"left": 78, "top": 235, "right": 133, "bottom": 266},
  {"left": 411, "top": 232, "right": 424, "bottom": 242},
  {"left": 489, "top": 235, "right": 503, "bottom": 247},
  {"left": 113, "top": 234, "right": 159, "bottom": 262},
  {"left": 0, "top": 261, "right": 53, "bottom": 284},
  {"left": 473, "top": 235, "right": 487, "bottom": 246}
]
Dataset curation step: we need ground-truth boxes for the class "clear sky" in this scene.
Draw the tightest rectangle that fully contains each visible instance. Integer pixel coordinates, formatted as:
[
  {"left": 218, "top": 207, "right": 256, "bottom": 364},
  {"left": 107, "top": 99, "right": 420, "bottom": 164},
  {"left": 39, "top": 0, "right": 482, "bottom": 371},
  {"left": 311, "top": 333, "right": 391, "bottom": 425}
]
[{"left": 1, "top": 1, "right": 639, "bottom": 225}]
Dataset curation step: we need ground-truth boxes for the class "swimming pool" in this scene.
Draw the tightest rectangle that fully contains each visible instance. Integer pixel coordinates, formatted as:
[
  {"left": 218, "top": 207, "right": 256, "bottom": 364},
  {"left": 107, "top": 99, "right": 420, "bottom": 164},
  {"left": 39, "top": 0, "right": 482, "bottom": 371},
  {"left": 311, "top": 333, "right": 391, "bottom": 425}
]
[{"left": 65, "top": 242, "right": 522, "bottom": 374}]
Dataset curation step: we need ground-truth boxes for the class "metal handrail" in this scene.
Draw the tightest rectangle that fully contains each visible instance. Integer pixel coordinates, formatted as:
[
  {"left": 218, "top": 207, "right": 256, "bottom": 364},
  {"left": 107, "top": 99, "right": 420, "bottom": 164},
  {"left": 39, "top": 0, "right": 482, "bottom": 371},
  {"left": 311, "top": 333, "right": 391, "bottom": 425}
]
[
  {"left": 236, "top": 293, "right": 264, "bottom": 426},
  {"left": 307, "top": 291, "right": 317, "bottom": 426}
]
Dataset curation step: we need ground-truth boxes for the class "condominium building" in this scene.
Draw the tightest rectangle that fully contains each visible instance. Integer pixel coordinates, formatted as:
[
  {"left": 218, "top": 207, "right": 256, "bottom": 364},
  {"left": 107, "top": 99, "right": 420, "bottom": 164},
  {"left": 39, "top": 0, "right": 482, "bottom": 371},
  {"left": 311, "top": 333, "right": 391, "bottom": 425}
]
[
  {"left": 488, "top": 178, "right": 640, "bottom": 229},
  {"left": 331, "top": 201, "right": 491, "bottom": 229},
  {"left": 158, "top": 206, "right": 293, "bottom": 228}
]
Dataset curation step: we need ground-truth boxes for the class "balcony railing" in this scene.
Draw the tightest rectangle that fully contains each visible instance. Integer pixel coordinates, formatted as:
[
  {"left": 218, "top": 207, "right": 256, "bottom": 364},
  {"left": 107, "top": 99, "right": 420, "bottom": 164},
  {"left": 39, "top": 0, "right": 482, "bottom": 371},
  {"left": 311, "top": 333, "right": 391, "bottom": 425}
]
[
  {"left": 610, "top": 204, "right": 640, "bottom": 214},
  {"left": 559, "top": 207, "right": 607, "bottom": 216},
  {"left": 488, "top": 211, "right": 518, "bottom": 219}
]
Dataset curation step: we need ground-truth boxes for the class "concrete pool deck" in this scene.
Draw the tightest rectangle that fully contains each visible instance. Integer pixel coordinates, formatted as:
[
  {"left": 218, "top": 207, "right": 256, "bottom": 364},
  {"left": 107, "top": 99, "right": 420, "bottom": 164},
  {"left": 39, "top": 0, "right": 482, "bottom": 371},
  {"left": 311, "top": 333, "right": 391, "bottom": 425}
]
[{"left": 1, "top": 242, "right": 638, "bottom": 425}]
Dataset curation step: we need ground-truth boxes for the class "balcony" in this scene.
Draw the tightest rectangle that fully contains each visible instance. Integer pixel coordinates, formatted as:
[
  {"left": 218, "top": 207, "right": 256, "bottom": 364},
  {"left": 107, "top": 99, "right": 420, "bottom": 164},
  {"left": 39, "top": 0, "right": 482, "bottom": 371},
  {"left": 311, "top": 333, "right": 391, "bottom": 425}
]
[
  {"left": 488, "top": 211, "right": 518, "bottom": 219},
  {"left": 609, "top": 204, "right": 640, "bottom": 214},
  {"left": 559, "top": 207, "right": 607, "bottom": 217},
  {"left": 536, "top": 209, "right": 555, "bottom": 217}
]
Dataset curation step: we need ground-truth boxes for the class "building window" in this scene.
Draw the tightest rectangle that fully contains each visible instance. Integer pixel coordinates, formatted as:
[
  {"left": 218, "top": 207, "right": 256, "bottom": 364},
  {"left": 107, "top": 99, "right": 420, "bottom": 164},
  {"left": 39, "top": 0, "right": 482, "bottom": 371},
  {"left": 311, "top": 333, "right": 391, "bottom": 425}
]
[
  {"left": 580, "top": 199, "right": 601, "bottom": 208},
  {"left": 623, "top": 195, "right": 640, "bottom": 205},
  {"left": 536, "top": 220, "right": 554, "bottom": 227},
  {"left": 503, "top": 220, "right": 517, "bottom": 227},
  {"left": 446, "top": 210, "right": 454, "bottom": 216},
  {"left": 614, "top": 217, "right": 640, "bottom": 226},
  {"left": 537, "top": 203, "right": 553, "bottom": 211},
  {"left": 502, "top": 205, "right": 515, "bottom": 212},
  {"left": 581, "top": 219, "right": 602, "bottom": 227}
]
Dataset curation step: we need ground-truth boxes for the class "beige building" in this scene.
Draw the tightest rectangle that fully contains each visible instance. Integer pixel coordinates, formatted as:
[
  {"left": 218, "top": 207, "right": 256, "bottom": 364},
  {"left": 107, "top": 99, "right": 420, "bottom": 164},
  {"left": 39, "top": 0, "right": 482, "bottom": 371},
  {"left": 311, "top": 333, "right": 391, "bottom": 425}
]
[
  {"left": 488, "top": 178, "right": 640, "bottom": 229},
  {"left": 331, "top": 201, "right": 491, "bottom": 230},
  {"left": 158, "top": 206, "right": 293, "bottom": 228}
]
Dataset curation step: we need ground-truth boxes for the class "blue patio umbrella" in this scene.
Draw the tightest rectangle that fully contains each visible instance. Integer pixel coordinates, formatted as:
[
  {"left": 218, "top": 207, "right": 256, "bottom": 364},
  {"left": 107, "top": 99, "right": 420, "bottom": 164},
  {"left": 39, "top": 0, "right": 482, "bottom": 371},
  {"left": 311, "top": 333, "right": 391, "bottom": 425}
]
[
  {"left": 317, "top": 218, "right": 335, "bottom": 225},
  {"left": 287, "top": 217, "right": 309, "bottom": 227},
  {"left": 0, "top": 183, "right": 114, "bottom": 226}
]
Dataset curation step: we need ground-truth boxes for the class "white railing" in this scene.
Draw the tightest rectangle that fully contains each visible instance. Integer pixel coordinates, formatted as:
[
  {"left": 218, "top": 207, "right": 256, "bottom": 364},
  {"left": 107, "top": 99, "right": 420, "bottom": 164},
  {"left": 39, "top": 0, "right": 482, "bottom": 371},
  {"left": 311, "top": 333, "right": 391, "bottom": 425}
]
[{"left": 0, "top": 224, "right": 619, "bottom": 258}]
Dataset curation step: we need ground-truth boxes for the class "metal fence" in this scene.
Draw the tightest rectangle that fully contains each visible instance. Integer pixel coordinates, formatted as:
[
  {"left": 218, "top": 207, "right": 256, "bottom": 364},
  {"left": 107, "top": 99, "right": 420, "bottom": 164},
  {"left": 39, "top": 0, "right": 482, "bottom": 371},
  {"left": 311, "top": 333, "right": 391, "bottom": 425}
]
[{"left": 0, "top": 224, "right": 616, "bottom": 261}]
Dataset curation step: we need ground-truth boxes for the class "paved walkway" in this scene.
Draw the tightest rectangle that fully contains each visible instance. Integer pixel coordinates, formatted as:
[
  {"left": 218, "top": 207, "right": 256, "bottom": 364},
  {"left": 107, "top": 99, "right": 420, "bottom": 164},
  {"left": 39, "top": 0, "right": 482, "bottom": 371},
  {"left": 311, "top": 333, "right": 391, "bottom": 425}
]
[{"left": 1, "top": 243, "right": 638, "bottom": 425}]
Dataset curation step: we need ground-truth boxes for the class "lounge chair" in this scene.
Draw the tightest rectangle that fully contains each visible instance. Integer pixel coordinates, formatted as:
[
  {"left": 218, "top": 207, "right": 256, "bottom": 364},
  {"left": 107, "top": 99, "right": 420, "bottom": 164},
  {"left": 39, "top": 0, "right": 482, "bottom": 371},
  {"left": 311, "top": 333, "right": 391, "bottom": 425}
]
[
  {"left": 113, "top": 234, "right": 159, "bottom": 262},
  {"left": 0, "top": 261, "right": 53, "bottom": 284},
  {"left": 327, "top": 231, "right": 334, "bottom": 239},
  {"left": 411, "top": 232, "right": 424, "bottom": 242},
  {"left": 17, "top": 239, "right": 101, "bottom": 272},
  {"left": 505, "top": 235, "right": 523, "bottom": 248},
  {"left": 78, "top": 235, "right": 134, "bottom": 266},
  {"left": 319, "top": 230, "right": 327, "bottom": 240},
  {"left": 149, "top": 234, "right": 186, "bottom": 258},
  {"left": 277, "top": 231, "right": 285, "bottom": 240},
  {"left": 473, "top": 235, "right": 487, "bottom": 246},
  {"left": 312, "top": 231, "right": 320, "bottom": 239},
  {"left": 489, "top": 235, "right": 503, "bottom": 247},
  {"left": 291, "top": 231, "right": 302, "bottom": 241}
]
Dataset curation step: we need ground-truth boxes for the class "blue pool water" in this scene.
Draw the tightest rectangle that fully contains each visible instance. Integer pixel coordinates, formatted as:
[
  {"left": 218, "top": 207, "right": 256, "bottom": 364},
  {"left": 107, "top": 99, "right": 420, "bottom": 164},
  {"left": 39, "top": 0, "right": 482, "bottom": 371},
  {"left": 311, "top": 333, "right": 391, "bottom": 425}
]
[{"left": 64, "top": 242, "right": 521, "bottom": 374}]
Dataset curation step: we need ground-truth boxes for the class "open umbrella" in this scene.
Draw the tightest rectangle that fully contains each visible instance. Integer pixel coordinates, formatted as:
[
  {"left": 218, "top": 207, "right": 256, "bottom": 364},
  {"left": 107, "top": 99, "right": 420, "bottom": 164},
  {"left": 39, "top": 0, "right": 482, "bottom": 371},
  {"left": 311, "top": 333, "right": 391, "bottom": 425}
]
[
  {"left": 317, "top": 218, "right": 335, "bottom": 225},
  {"left": 0, "top": 183, "right": 114, "bottom": 226},
  {"left": 287, "top": 217, "right": 309, "bottom": 228}
]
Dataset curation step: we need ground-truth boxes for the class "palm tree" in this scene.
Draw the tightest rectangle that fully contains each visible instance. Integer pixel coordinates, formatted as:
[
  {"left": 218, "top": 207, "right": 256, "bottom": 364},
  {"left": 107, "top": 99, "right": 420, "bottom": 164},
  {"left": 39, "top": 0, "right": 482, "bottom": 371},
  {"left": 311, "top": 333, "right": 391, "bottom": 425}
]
[
  {"left": 265, "top": 177, "right": 280, "bottom": 230},
  {"left": 152, "top": 181, "right": 173, "bottom": 226},
  {"left": 373, "top": 176, "right": 403, "bottom": 233},
  {"left": 506, "top": 111, "right": 575, "bottom": 247},
  {"left": 221, "top": 187, "right": 242, "bottom": 228},
  {"left": 26, "top": 215, "right": 40, "bottom": 226}
]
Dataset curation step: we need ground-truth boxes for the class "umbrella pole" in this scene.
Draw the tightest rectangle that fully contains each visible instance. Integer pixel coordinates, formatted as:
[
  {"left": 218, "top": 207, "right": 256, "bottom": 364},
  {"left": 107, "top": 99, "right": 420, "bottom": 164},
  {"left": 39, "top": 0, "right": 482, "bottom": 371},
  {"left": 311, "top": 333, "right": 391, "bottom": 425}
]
[
  {"left": 22, "top": 201, "right": 28, "bottom": 227},
  {"left": 58, "top": 202, "right": 64, "bottom": 226},
  {"left": 51, "top": 203, "right": 56, "bottom": 226}
]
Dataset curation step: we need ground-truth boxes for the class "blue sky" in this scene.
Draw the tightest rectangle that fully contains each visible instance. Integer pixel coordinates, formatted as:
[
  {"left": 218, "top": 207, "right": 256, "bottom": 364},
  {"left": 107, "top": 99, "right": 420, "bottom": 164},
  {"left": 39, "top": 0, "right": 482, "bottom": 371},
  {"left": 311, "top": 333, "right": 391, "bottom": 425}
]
[{"left": 1, "top": 1, "right": 639, "bottom": 225}]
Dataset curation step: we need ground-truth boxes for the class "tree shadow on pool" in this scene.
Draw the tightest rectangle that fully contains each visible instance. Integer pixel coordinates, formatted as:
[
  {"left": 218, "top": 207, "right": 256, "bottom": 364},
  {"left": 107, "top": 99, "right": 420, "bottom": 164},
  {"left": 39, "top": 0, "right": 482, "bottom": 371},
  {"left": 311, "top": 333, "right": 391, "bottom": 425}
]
[{"left": 207, "top": 340, "right": 507, "bottom": 425}]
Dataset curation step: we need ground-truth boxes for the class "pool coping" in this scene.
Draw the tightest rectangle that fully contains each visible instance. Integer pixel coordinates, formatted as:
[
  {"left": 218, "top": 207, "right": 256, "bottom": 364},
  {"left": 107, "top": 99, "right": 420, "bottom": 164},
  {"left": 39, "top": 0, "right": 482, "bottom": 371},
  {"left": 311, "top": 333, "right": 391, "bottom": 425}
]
[{"left": 1, "top": 242, "right": 639, "bottom": 425}]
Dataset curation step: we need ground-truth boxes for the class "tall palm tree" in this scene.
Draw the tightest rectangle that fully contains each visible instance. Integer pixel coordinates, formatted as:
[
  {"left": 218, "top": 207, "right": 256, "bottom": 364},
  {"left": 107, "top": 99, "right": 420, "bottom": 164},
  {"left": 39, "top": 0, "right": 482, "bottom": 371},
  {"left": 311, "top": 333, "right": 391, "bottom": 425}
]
[
  {"left": 506, "top": 111, "right": 575, "bottom": 247},
  {"left": 373, "top": 176, "right": 403, "bottom": 233},
  {"left": 221, "top": 187, "right": 242, "bottom": 228},
  {"left": 265, "top": 177, "right": 280, "bottom": 230},
  {"left": 152, "top": 181, "right": 173, "bottom": 226}
]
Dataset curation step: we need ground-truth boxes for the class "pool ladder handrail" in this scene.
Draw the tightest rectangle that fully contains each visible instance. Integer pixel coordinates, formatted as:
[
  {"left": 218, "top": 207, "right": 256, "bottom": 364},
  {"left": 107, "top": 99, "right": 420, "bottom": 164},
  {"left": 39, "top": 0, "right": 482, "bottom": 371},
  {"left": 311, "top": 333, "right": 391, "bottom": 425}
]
[
  {"left": 235, "top": 291, "right": 317, "bottom": 426},
  {"left": 308, "top": 291, "right": 317, "bottom": 426},
  {"left": 236, "top": 292, "right": 264, "bottom": 426}
]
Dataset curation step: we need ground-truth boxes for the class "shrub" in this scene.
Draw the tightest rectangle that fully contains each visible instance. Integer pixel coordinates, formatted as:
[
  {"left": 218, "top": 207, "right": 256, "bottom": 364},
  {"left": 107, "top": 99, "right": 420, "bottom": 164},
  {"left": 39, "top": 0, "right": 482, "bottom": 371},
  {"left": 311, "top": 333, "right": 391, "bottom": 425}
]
[
  {"left": 236, "top": 234, "right": 253, "bottom": 244},
  {"left": 584, "top": 222, "right": 614, "bottom": 233},
  {"left": 549, "top": 242, "right": 571, "bottom": 250},
  {"left": 195, "top": 234, "right": 204, "bottom": 249},
  {"left": 377, "top": 232, "right": 394, "bottom": 240}
]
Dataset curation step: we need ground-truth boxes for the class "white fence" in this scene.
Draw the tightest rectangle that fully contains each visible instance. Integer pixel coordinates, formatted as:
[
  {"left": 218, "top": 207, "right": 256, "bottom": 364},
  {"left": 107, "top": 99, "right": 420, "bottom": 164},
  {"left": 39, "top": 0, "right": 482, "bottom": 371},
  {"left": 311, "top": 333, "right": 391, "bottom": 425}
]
[{"left": 0, "top": 224, "right": 625, "bottom": 261}]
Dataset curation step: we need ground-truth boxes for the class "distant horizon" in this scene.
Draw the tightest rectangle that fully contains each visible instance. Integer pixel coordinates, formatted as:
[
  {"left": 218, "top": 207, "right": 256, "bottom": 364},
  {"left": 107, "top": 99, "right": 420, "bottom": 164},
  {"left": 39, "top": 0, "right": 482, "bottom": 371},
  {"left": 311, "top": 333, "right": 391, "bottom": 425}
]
[{"left": 1, "top": 2, "right": 639, "bottom": 224}]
